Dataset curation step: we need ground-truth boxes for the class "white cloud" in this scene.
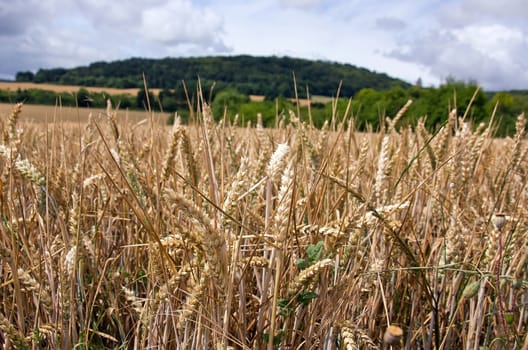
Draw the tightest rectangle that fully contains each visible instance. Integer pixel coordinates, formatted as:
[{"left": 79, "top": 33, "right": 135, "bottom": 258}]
[
  {"left": 388, "top": 5, "right": 528, "bottom": 90},
  {"left": 0, "top": 0, "right": 230, "bottom": 78},
  {"left": 0, "top": 0, "right": 62, "bottom": 35},
  {"left": 0, "top": 0, "right": 526, "bottom": 90},
  {"left": 279, "top": 0, "right": 324, "bottom": 9},
  {"left": 141, "top": 1, "right": 226, "bottom": 48},
  {"left": 375, "top": 17, "right": 407, "bottom": 31},
  {"left": 70, "top": 0, "right": 229, "bottom": 51},
  {"left": 440, "top": 0, "right": 528, "bottom": 26},
  {"left": 453, "top": 25, "right": 525, "bottom": 65},
  {"left": 73, "top": 0, "right": 145, "bottom": 27}
]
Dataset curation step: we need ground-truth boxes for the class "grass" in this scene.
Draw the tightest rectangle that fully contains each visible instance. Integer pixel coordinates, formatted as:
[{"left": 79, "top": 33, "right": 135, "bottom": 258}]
[{"left": 0, "top": 95, "right": 527, "bottom": 349}]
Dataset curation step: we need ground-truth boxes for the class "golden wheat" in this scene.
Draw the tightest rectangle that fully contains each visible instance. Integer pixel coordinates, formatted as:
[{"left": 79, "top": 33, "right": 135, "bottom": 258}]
[{"left": 0, "top": 100, "right": 527, "bottom": 349}]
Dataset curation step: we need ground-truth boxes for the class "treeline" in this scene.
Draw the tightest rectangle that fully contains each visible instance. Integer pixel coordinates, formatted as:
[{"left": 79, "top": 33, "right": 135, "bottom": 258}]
[
  {"left": 2, "top": 80, "right": 527, "bottom": 136},
  {"left": 0, "top": 87, "right": 137, "bottom": 109},
  {"left": 15, "top": 55, "right": 409, "bottom": 98},
  {"left": 209, "top": 82, "right": 528, "bottom": 136}
]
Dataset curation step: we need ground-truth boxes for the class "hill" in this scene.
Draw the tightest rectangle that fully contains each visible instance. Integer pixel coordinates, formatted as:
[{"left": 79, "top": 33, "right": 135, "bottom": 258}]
[{"left": 15, "top": 55, "right": 410, "bottom": 98}]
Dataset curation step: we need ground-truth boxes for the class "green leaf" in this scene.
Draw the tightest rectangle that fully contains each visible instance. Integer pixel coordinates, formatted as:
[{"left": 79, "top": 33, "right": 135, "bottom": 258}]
[
  {"left": 277, "top": 298, "right": 292, "bottom": 316},
  {"left": 262, "top": 332, "right": 283, "bottom": 346},
  {"left": 306, "top": 241, "right": 324, "bottom": 264},
  {"left": 296, "top": 258, "right": 309, "bottom": 270},
  {"left": 296, "top": 291, "right": 318, "bottom": 305},
  {"left": 277, "top": 299, "right": 289, "bottom": 308}
]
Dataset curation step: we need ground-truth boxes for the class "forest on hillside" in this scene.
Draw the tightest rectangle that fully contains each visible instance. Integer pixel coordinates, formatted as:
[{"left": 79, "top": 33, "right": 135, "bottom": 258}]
[{"left": 14, "top": 55, "right": 409, "bottom": 98}]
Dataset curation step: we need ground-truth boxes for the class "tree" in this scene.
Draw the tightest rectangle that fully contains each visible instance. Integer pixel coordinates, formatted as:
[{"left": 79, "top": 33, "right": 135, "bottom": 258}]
[
  {"left": 136, "top": 89, "right": 155, "bottom": 110},
  {"left": 211, "top": 88, "right": 249, "bottom": 120},
  {"left": 16, "top": 71, "right": 35, "bottom": 82},
  {"left": 485, "top": 92, "right": 522, "bottom": 136},
  {"left": 34, "top": 68, "right": 67, "bottom": 83},
  {"left": 353, "top": 88, "right": 384, "bottom": 130},
  {"left": 76, "top": 88, "right": 92, "bottom": 107}
]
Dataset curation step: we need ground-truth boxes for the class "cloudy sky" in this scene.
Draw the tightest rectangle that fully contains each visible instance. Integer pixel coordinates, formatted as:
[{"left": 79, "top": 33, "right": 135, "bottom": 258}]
[{"left": 1, "top": 0, "right": 527, "bottom": 90}]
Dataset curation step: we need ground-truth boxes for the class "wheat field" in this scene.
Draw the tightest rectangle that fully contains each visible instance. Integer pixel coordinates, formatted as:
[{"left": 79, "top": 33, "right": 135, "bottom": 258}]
[
  {"left": 0, "top": 82, "right": 163, "bottom": 96},
  {"left": 0, "top": 96, "right": 527, "bottom": 349},
  {"left": 0, "top": 103, "right": 167, "bottom": 125}
]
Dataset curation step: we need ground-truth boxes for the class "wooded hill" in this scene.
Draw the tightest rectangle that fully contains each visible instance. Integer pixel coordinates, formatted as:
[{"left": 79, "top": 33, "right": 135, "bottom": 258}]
[
  {"left": 15, "top": 55, "right": 410, "bottom": 98},
  {"left": 9, "top": 55, "right": 528, "bottom": 137}
]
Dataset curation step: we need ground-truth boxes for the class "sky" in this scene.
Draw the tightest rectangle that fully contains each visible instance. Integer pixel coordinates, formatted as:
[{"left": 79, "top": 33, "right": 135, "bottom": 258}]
[{"left": 1, "top": 0, "right": 527, "bottom": 91}]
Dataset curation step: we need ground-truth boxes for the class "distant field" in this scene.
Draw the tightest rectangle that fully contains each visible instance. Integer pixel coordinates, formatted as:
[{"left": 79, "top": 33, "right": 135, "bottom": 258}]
[
  {"left": 0, "top": 82, "right": 335, "bottom": 109},
  {"left": 0, "top": 102, "right": 168, "bottom": 124},
  {"left": 249, "top": 94, "right": 333, "bottom": 106},
  {"left": 0, "top": 81, "right": 162, "bottom": 96}
]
